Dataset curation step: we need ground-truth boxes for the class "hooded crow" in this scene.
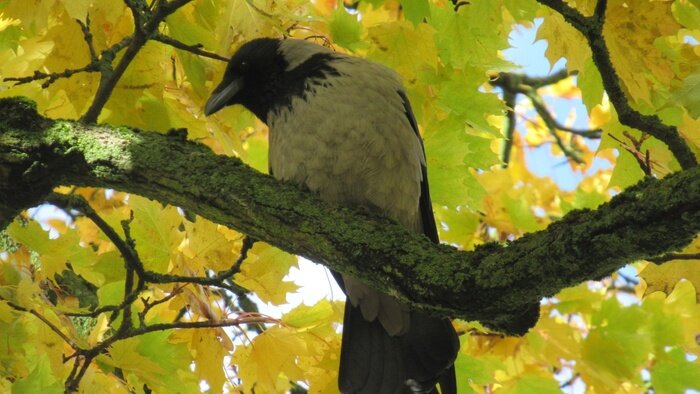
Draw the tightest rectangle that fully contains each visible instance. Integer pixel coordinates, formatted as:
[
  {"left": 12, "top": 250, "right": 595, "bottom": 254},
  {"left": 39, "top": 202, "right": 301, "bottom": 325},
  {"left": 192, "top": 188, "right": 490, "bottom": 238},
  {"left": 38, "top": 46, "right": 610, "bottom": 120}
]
[{"left": 205, "top": 37, "right": 459, "bottom": 394}]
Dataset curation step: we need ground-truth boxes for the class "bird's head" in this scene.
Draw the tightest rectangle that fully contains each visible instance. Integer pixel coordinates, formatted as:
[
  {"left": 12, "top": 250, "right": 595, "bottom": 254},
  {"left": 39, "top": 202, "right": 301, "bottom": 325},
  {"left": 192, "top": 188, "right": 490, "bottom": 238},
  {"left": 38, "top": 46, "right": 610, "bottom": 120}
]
[{"left": 204, "top": 38, "right": 337, "bottom": 122}]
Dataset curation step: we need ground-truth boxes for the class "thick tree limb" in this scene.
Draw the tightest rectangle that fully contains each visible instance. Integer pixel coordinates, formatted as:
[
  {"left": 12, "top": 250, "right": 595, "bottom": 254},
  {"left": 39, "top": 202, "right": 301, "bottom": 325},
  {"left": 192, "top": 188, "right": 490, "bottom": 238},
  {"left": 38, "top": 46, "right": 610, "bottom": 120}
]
[{"left": 1, "top": 97, "right": 699, "bottom": 335}]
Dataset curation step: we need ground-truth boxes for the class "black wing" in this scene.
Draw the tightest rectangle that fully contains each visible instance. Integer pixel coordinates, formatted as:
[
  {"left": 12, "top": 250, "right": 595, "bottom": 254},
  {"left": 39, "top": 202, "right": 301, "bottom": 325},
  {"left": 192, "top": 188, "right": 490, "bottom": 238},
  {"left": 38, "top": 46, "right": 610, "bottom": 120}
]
[{"left": 397, "top": 90, "right": 439, "bottom": 245}]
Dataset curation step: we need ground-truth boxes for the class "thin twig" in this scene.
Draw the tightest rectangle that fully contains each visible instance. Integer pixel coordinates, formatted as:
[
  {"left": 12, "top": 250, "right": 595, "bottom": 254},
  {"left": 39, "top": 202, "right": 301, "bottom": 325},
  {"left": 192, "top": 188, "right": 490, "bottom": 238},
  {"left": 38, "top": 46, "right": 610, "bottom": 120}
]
[
  {"left": 81, "top": 0, "right": 194, "bottom": 123},
  {"left": 153, "top": 34, "right": 229, "bottom": 62},
  {"left": 501, "top": 89, "right": 517, "bottom": 168},
  {"left": 648, "top": 253, "right": 700, "bottom": 263},
  {"left": 76, "top": 16, "right": 98, "bottom": 62},
  {"left": 138, "top": 284, "right": 187, "bottom": 325},
  {"left": 4, "top": 65, "right": 100, "bottom": 88},
  {"left": 0, "top": 297, "right": 80, "bottom": 350},
  {"left": 45, "top": 193, "right": 146, "bottom": 278}
]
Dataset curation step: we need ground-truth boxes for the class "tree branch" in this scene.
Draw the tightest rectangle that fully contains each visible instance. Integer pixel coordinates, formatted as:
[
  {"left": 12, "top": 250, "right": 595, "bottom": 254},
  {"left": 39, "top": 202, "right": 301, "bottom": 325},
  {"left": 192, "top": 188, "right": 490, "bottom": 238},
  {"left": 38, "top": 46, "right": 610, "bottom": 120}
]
[
  {"left": 490, "top": 71, "right": 600, "bottom": 165},
  {"left": 153, "top": 34, "right": 230, "bottom": 62},
  {"left": 81, "top": 0, "right": 194, "bottom": 123},
  {"left": 2, "top": 97, "right": 698, "bottom": 334},
  {"left": 647, "top": 253, "right": 700, "bottom": 264},
  {"left": 535, "top": 0, "right": 698, "bottom": 170}
]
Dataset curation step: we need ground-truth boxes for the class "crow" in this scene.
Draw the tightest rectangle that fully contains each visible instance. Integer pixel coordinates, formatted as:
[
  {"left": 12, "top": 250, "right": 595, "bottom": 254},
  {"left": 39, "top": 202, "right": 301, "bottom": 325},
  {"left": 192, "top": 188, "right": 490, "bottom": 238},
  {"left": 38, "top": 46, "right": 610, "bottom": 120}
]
[{"left": 205, "top": 37, "right": 459, "bottom": 394}]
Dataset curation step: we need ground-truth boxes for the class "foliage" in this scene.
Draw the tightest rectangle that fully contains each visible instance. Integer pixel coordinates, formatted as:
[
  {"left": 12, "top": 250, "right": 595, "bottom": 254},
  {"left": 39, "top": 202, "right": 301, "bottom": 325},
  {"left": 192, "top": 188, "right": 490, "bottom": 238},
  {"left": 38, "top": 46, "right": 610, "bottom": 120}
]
[{"left": 0, "top": 0, "right": 699, "bottom": 393}]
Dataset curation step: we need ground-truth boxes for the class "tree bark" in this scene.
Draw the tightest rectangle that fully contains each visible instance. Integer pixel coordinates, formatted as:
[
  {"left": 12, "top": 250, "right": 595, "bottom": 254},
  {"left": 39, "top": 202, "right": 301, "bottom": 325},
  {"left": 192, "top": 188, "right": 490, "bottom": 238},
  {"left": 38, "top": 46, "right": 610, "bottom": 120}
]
[{"left": 1, "top": 97, "right": 699, "bottom": 335}]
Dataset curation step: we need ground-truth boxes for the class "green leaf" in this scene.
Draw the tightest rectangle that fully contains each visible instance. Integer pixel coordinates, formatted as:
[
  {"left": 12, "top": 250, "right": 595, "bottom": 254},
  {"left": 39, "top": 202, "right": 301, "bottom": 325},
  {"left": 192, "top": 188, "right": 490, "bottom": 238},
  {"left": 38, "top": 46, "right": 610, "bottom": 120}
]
[
  {"left": 503, "top": 194, "right": 544, "bottom": 233},
  {"left": 129, "top": 196, "right": 183, "bottom": 273},
  {"left": 581, "top": 299, "right": 651, "bottom": 386},
  {"left": 651, "top": 347, "right": 700, "bottom": 393},
  {"left": 607, "top": 148, "right": 645, "bottom": 190},
  {"left": 502, "top": 0, "right": 540, "bottom": 22},
  {"left": 571, "top": 188, "right": 607, "bottom": 210},
  {"left": 11, "top": 353, "right": 62, "bottom": 394},
  {"left": 672, "top": 0, "right": 700, "bottom": 29},
  {"left": 96, "top": 280, "right": 125, "bottom": 307},
  {"left": 670, "top": 68, "right": 700, "bottom": 118},
  {"left": 435, "top": 73, "right": 504, "bottom": 136},
  {"left": 430, "top": 2, "right": 510, "bottom": 69},
  {"left": 367, "top": 21, "right": 437, "bottom": 80},
  {"left": 400, "top": 0, "right": 430, "bottom": 25},
  {"left": 500, "top": 373, "right": 561, "bottom": 394},
  {"left": 424, "top": 122, "right": 489, "bottom": 209},
  {"left": 578, "top": 58, "right": 604, "bottom": 112},
  {"left": 282, "top": 299, "right": 334, "bottom": 329},
  {"left": 453, "top": 353, "right": 502, "bottom": 386},
  {"left": 329, "top": 6, "right": 363, "bottom": 51}
]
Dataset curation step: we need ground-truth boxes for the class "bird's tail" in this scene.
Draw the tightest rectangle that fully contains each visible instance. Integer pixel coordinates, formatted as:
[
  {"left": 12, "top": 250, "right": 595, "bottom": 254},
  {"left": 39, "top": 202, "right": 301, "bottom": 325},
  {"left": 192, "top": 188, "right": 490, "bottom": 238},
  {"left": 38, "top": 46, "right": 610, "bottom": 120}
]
[{"left": 338, "top": 302, "right": 459, "bottom": 394}]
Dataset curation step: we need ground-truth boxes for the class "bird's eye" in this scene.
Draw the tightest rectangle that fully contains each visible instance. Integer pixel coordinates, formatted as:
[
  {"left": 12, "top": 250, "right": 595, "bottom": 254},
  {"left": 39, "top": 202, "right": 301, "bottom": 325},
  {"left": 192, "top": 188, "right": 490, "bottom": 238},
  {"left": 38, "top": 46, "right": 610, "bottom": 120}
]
[{"left": 239, "top": 61, "right": 249, "bottom": 72}]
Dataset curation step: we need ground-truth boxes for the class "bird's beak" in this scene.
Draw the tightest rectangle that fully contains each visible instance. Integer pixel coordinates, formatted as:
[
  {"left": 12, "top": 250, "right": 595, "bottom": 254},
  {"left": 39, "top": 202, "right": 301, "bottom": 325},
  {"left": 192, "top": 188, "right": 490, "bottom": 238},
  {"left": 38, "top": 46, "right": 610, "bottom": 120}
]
[{"left": 204, "top": 77, "right": 243, "bottom": 116}]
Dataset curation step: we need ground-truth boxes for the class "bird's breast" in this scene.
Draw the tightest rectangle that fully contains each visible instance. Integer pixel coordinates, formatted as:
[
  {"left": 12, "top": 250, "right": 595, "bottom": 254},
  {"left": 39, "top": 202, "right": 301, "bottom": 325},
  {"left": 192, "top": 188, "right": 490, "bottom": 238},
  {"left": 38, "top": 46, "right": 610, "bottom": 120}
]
[{"left": 267, "top": 82, "right": 424, "bottom": 232}]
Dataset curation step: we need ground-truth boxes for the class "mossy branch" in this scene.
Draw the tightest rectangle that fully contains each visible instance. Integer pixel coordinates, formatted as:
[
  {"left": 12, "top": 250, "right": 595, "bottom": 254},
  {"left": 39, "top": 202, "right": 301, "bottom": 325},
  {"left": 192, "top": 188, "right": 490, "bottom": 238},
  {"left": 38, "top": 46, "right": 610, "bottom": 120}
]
[{"left": 1, "top": 97, "right": 699, "bottom": 335}]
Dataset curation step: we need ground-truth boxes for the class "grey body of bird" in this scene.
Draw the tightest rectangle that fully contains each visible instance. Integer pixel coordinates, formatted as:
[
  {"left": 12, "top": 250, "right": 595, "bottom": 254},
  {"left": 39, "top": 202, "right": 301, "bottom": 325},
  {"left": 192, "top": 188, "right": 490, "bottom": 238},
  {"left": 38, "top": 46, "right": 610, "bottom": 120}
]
[{"left": 205, "top": 38, "right": 459, "bottom": 394}]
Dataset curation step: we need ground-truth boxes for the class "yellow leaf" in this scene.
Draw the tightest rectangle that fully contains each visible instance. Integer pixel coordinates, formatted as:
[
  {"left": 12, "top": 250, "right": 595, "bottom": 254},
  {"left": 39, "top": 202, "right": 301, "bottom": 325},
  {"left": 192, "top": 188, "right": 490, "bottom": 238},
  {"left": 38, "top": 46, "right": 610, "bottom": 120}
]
[
  {"left": 0, "top": 37, "right": 54, "bottom": 78},
  {"left": 367, "top": 21, "right": 437, "bottom": 81},
  {"left": 0, "top": 13, "right": 20, "bottom": 31},
  {"left": 641, "top": 260, "right": 700, "bottom": 299},
  {"left": 2, "top": 0, "right": 55, "bottom": 33},
  {"left": 191, "top": 329, "right": 229, "bottom": 392},
  {"left": 282, "top": 299, "right": 336, "bottom": 330},
  {"left": 129, "top": 196, "right": 184, "bottom": 273},
  {"left": 0, "top": 300, "right": 16, "bottom": 323},
  {"left": 679, "top": 113, "right": 700, "bottom": 160},
  {"left": 61, "top": 0, "right": 89, "bottom": 21},
  {"left": 234, "top": 243, "right": 298, "bottom": 305},
  {"left": 536, "top": 11, "right": 589, "bottom": 71},
  {"left": 604, "top": 0, "right": 679, "bottom": 103},
  {"left": 233, "top": 326, "right": 309, "bottom": 393},
  {"left": 87, "top": 313, "right": 110, "bottom": 346},
  {"left": 178, "top": 218, "right": 241, "bottom": 274},
  {"left": 102, "top": 338, "right": 164, "bottom": 382}
]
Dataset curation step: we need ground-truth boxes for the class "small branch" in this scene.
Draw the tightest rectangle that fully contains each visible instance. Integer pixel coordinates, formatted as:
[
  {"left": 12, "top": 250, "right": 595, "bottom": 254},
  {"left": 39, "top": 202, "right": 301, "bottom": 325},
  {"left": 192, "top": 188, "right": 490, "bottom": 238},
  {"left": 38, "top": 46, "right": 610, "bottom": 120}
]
[
  {"left": 648, "top": 253, "right": 700, "bottom": 264},
  {"left": 81, "top": 0, "right": 194, "bottom": 123},
  {"left": 65, "top": 353, "right": 96, "bottom": 393},
  {"left": 452, "top": 1, "right": 470, "bottom": 12},
  {"left": 136, "top": 236, "right": 254, "bottom": 288},
  {"left": 139, "top": 284, "right": 187, "bottom": 325},
  {"left": 608, "top": 132, "right": 655, "bottom": 176},
  {"left": 527, "top": 91, "right": 586, "bottom": 162},
  {"left": 535, "top": 0, "right": 589, "bottom": 33},
  {"left": 491, "top": 71, "right": 601, "bottom": 139},
  {"left": 153, "top": 34, "right": 229, "bottom": 62},
  {"left": 45, "top": 193, "right": 146, "bottom": 278},
  {"left": 593, "top": 0, "right": 607, "bottom": 23},
  {"left": 4, "top": 65, "right": 100, "bottom": 89},
  {"left": 535, "top": 0, "right": 698, "bottom": 169},
  {"left": 490, "top": 71, "right": 599, "bottom": 166},
  {"left": 125, "top": 315, "right": 280, "bottom": 338},
  {"left": 517, "top": 69, "right": 572, "bottom": 88},
  {"left": 0, "top": 297, "right": 80, "bottom": 350},
  {"left": 75, "top": 16, "right": 98, "bottom": 62},
  {"left": 501, "top": 89, "right": 516, "bottom": 168}
]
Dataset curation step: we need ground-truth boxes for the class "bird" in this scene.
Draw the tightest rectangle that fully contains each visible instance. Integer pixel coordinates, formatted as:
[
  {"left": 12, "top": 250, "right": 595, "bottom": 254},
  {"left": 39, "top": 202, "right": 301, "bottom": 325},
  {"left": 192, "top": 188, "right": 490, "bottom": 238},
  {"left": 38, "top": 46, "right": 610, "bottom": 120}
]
[{"left": 205, "top": 37, "right": 459, "bottom": 394}]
